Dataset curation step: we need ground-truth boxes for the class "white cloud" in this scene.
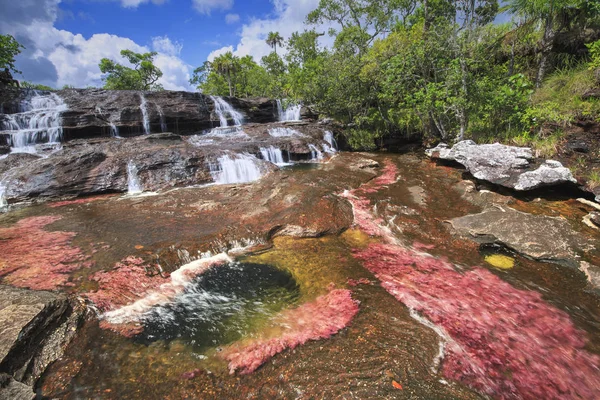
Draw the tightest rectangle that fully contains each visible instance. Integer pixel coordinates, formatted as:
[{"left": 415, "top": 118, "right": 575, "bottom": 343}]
[
  {"left": 118, "top": 0, "right": 167, "bottom": 8},
  {"left": 152, "top": 36, "right": 183, "bottom": 56},
  {"left": 225, "top": 13, "right": 240, "bottom": 24},
  {"left": 0, "top": 0, "right": 193, "bottom": 91},
  {"left": 192, "top": 0, "right": 233, "bottom": 15},
  {"left": 207, "top": 0, "right": 334, "bottom": 63}
]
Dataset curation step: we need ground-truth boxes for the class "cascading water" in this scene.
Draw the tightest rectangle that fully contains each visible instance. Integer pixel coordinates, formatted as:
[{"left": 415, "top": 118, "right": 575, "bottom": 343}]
[
  {"left": 156, "top": 105, "right": 167, "bottom": 133},
  {"left": 0, "top": 182, "right": 7, "bottom": 208},
  {"left": 127, "top": 161, "right": 143, "bottom": 194},
  {"left": 210, "top": 96, "right": 244, "bottom": 127},
  {"left": 109, "top": 123, "right": 121, "bottom": 138},
  {"left": 324, "top": 131, "right": 338, "bottom": 150},
  {"left": 0, "top": 91, "right": 67, "bottom": 153},
  {"left": 139, "top": 93, "right": 151, "bottom": 134},
  {"left": 268, "top": 127, "right": 302, "bottom": 137},
  {"left": 308, "top": 144, "right": 324, "bottom": 161},
  {"left": 277, "top": 100, "right": 302, "bottom": 122},
  {"left": 209, "top": 154, "right": 262, "bottom": 184},
  {"left": 260, "top": 146, "right": 288, "bottom": 166}
]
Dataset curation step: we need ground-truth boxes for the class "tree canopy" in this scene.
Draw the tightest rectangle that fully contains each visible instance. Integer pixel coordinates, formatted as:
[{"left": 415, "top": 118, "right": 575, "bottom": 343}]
[
  {"left": 0, "top": 34, "right": 24, "bottom": 74},
  {"left": 99, "top": 50, "right": 163, "bottom": 91}
]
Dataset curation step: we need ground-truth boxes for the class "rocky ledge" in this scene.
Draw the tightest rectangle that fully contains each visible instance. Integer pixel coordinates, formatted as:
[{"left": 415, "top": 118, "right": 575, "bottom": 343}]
[
  {"left": 0, "top": 122, "right": 336, "bottom": 204},
  {"left": 0, "top": 285, "right": 86, "bottom": 398},
  {"left": 427, "top": 140, "right": 582, "bottom": 194}
]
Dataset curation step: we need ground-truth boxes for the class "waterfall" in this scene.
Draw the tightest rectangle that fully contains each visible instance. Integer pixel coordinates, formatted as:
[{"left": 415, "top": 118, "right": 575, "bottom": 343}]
[
  {"left": 209, "top": 154, "right": 262, "bottom": 184},
  {"left": 324, "top": 131, "right": 338, "bottom": 150},
  {"left": 127, "top": 161, "right": 143, "bottom": 194},
  {"left": 139, "top": 93, "right": 151, "bottom": 134},
  {"left": 1, "top": 91, "right": 67, "bottom": 153},
  {"left": 277, "top": 100, "right": 302, "bottom": 122},
  {"left": 156, "top": 105, "right": 167, "bottom": 133},
  {"left": 260, "top": 146, "right": 288, "bottom": 166},
  {"left": 109, "top": 123, "right": 121, "bottom": 138},
  {"left": 0, "top": 182, "right": 7, "bottom": 208},
  {"left": 308, "top": 144, "right": 324, "bottom": 161},
  {"left": 210, "top": 96, "right": 244, "bottom": 127},
  {"left": 268, "top": 127, "right": 302, "bottom": 137}
]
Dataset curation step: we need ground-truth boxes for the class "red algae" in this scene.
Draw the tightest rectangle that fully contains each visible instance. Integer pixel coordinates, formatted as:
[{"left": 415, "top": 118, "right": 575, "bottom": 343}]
[
  {"left": 85, "top": 256, "right": 165, "bottom": 312},
  {"left": 0, "top": 216, "right": 89, "bottom": 290},
  {"left": 343, "top": 158, "right": 600, "bottom": 399},
  {"left": 221, "top": 289, "right": 359, "bottom": 375}
]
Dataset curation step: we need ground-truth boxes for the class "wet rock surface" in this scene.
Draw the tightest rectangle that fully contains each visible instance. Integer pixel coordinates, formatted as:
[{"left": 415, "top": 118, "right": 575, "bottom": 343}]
[
  {"left": 0, "top": 122, "right": 335, "bottom": 204},
  {"left": 449, "top": 206, "right": 594, "bottom": 266},
  {"left": 0, "top": 285, "right": 85, "bottom": 396},
  {"left": 427, "top": 140, "right": 577, "bottom": 191}
]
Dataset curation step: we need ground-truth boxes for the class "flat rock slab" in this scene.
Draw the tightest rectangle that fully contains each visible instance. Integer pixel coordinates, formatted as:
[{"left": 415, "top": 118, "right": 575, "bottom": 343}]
[
  {"left": 450, "top": 206, "right": 595, "bottom": 265},
  {"left": 0, "top": 374, "right": 34, "bottom": 400},
  {"left": 427, "top": 140, "right": 576, "bottom": 191}
]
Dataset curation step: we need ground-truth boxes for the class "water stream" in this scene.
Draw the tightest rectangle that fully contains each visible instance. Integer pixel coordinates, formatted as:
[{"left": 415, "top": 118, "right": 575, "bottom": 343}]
[
  {"left": 208, "top": 154, "right": 262, "bottom": 184},
  {"left": 210, "top": 96, "right": 244, "bottom": 127},
  {"left": 127, "top": 161, "right": 143, "bottom": 194},
  {"left": 139, "top": 93, "right": 151, "bottom": 135},
  {"left": 276, "top": 100, "right": 302, "bottom": 122}
]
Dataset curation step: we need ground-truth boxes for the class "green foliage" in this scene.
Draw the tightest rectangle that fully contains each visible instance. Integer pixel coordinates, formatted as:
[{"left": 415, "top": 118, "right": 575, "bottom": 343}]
[
  {"left": 99, "top": 50, "right": 163, "bottom": 91},
  {"left": 0, "top": 34, "right": 24, "bottom": 74},
  {"left": 266, "top": 32, "right": 284, "bottom": 54},
  {"left": 587, "top": 40, "right": 600, "bottom": 71},
  {"left": 21, "top": 81, "right": 55, "bottom": 91}
]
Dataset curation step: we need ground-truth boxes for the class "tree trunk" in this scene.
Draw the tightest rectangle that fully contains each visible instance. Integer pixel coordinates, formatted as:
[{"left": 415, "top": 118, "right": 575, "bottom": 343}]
[{"left": 536, "top": 13, "right": 556, "bottom": 88}]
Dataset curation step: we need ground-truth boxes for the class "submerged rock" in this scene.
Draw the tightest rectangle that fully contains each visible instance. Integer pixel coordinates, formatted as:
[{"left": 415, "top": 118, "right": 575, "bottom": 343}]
[
  {"left": 0, "top": 285, "right": 85, "bottom": 395},
  {"left": 426, "top": 140, "right": 576, "bottom": 191},
  {"left": 449, "top": 206, "right": 594, "bottom": 266}
]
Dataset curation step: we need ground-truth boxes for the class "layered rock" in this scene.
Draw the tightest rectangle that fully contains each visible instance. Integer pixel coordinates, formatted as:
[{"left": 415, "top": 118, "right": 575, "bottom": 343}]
[
  {"left": 0, "top": 122, "right": 336, "bottom": 204},
  {"left": 427, "top": 140, "right": 577, "bottom": 192},
  {"left": 0, "top": 285, "right": 86, "bottom": 397}
]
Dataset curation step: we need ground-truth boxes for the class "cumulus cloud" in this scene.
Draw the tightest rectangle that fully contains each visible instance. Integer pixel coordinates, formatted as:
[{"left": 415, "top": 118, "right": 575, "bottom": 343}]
[
  {"left": 225, "top": 13, "right": 240, "bottom": 24},
  {"left": 192, "top": 0, "right": 233, "bottom": 15},
  {"left": 152, "top": 36, "right": 183, "bottom": 56},
  {"left": 118, "top": 0, "right": 167, "bottom": 8},
  {"left": 207, "top": 0, "right": 334, "bottom": 63},
  {"left": 0, "top": 0, "right": 192, "bottom": 91}
]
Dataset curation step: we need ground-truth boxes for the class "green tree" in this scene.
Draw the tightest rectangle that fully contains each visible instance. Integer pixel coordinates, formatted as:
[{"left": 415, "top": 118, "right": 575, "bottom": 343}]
[
  {"left": 211, "top": 52, "right": 241, "bottom": 96},
  {"left": 266, "top": 32, "right": 284, "bottom": 54},
  {"left": 0, "top": 34, "right": 24, "bottom": 74},
  {"left": 99, "top": 50, "right": 163, "bottom": 91}
]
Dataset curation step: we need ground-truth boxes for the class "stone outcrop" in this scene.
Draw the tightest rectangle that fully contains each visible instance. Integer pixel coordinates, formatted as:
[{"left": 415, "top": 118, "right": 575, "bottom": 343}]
[
  {"left": 449, "top": 206, "right": 595, "bottom": 267},
  {"left": 427, "top": 140, "right": 577, "bottom": 191},
  {"left": 0, "top": 285, "right": 86, "bottom": 397},
  {"left": 0, "top": 88, "right": 279, "bottom": 143},
  {"left": 0, "top": 122, "right": 335, "bottom": 204}
]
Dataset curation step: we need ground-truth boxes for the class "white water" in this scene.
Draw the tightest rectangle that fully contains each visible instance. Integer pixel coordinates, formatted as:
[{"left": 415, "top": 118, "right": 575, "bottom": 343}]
[
  {"left": 260, "top": 146, "right": 288, "bottom": 166},
  {"left": 139, "top": 93, "right": 151, "bottom": 134},
  {"left": 1, "top": 91, "right": 67, "bottom": 153},
  {"left": 109, "top": 123, "right": 121, "bottom": 138},
  {"left": 277, "top": 100, "right": 302, "bottom": 122},
  {"left": 0, "top": 182, "right": 7, "bottom": 209},
  {"left": 210, "top": 96, "right": 244, "bottom": 127},
  {"left": 268, "top": 127, "right": 303, "bottom": 137},
  {"left": 156, "top": 104, "right": 167, "bottom": 133},
  {"left": 209, "top": 154, "right": 262, "bottom": 184},
  {"left": 324, "top": 131, "right": 338, "bottom": 150},
  {"left": 127, "top": 161, "right": 143, "bottom": 194},
  {"left": 308, "top": 144, "right": 324, "bottom": 161}
]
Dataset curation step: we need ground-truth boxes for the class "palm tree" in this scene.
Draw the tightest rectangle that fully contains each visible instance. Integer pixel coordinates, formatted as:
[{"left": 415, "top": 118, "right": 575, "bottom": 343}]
[
  {"left": 266, "top": 32, "right": 284, "bottom": 54},
  {"left": 212, "top": 52, "right": 240, "bottom": 96}
]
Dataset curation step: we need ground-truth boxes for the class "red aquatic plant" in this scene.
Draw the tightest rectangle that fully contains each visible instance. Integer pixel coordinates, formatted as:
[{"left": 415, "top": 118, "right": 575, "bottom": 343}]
[
  {"left": 0, "top": 216, "right": 89, "bottom": 290},
  {"left": 344, "top": 158, "right": 600, "bottom": 399},
  {"left": 221, "top": 289, "right": 359, "bottom": 375}
]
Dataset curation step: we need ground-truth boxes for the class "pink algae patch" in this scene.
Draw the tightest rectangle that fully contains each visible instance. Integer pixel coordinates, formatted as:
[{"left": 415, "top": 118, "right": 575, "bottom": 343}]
[
  {"left": 85, "top": 256, "right": 165, "bottom": 312},
  {"left": 0, "top": 216, "right": 89, "bottom": 290},
  {"left": 221, "top": 289, "right": 359, "bottom": 375},
  {"left": 344, "top": 158, "right": 600, "bottom": 399}
]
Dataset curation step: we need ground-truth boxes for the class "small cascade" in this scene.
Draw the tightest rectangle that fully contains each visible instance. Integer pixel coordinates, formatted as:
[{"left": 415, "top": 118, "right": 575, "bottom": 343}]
[
  {"left": 109, "top": 123, "right": 121, "bottom": 138},
  {"left": 127, "top": 161, "right": 143, "bottom": 194},
  {"left": 139, "top": 93, "right": 151, "bottom": 134},
  {"left": 308, "top": 144, "right": 324, "bottom": 162},
  {"left": 277, "top": 100, "right": 302, "bottom": 122},
  {"left": 260, "top": 146, "right": 288, "bottom": 166},
  {"left": 324, "top": 131, "right": 338, "bottom": 151},
  {"left": 210, "top": 96, "right": 244, "bottom": 127},
  {"left": 0, "top": 91, "right": 67, "bottom": 153},
  {"left": 268, "top": 127, "right": 303, "bottom": 137},
  {"left": 0, "top": 182, "right": 7, "bottom": 208},
  {"left": 156, "top": 105, "right": 167, "bottom": 133},
  {"left": 209, "top": 154, "right": 262, "bottom": 184}
]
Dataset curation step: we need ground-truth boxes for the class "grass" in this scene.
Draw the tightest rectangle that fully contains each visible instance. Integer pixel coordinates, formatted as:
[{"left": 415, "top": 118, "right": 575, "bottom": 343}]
[{"left": 588, "top": 169, "right": 600, "bottom": 189}]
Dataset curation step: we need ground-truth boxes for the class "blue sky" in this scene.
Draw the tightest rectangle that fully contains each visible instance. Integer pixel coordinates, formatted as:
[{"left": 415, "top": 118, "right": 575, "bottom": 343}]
[{"left": 0, "top": 0, "right": 321, "bottom": 90}]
